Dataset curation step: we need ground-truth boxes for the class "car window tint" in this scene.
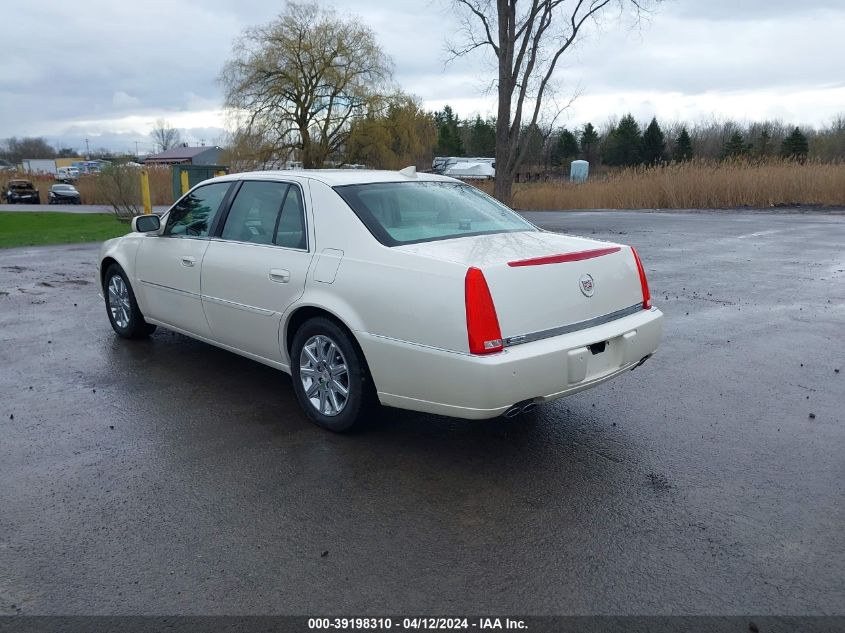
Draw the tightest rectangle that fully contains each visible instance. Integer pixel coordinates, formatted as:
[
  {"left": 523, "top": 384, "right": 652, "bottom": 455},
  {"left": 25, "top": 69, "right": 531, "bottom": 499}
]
[
  {"left": 165, "top": 182, "right": 231, "bottom": 238},
  {"left": 334, "top": 181, "right": 536, "bottom": 246},
  {"left": 275, "top": 185, "right": 307, "bottom": 249},
  {"left": 220, "top": 181, "right": 288, "bottom": 245}
]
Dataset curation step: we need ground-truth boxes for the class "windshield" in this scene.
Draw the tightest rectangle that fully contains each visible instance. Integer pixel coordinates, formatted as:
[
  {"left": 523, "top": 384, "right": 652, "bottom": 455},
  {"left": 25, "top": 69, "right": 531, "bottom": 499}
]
[
  {"left": 334, "top": 181, "right": 536, "bottom": 246},
  {"left": 53, "top": 185, "right": 74, "bottom": 191}
]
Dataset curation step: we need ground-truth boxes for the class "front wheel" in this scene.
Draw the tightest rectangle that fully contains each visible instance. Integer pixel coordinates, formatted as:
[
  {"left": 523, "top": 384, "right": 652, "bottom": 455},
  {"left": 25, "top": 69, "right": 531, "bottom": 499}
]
[
  {"left": 291, "top": 317, "right": 374, "bottom": 432},
  {"left": 103, "top": 264, "right": 156, "bottom": 339}
]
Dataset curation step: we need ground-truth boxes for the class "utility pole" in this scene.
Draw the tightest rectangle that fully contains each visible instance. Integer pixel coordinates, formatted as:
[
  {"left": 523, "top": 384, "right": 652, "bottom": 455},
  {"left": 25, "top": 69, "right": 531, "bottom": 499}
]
[
  {"left": 84, "top": 138, "right": 90, "bottom": 159},
  {"left": 134, "top": 141, "right": 140, "bottom": 157}
]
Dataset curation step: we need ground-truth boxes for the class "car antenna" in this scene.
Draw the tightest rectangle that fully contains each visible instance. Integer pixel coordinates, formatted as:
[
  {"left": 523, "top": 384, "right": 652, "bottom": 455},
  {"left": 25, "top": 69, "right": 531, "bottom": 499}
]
[{"left": 398, "top": 165, "right": 417, "bottom": 178}]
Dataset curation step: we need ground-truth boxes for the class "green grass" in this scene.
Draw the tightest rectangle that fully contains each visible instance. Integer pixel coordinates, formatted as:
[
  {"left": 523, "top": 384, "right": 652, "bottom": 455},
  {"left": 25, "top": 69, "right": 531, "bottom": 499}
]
[{"left": 0, "top": 212, "right": 129, "bottom": 248}]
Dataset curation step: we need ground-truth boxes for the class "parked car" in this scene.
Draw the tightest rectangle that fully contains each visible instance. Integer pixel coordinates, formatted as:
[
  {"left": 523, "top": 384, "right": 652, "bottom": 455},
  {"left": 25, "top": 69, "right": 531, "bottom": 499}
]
[
  {"left": 56, "top": 167, "right": 80, "bottom": 182},
  {"left": 48, "top": 183, "right": 81, "bottom": 204},
  {"left": 97, "top": 169, "right": 663, "bottom": 431},
  {"left": 2, "top": 179, "right": 40, "bottom": 204}
]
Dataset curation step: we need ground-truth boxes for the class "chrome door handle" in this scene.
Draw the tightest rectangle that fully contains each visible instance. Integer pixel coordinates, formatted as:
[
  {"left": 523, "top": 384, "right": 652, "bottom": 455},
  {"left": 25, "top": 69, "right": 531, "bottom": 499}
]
[
  {"left": 181, "top": 256, "right": 196, "bottom": 267},
  {"left": 269, "top": 268, "right": 291, "bottom": 283}
]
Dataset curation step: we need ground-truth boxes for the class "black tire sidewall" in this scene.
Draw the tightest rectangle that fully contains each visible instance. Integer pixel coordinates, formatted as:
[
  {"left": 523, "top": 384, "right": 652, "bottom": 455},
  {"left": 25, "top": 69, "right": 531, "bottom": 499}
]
[{"left": 291, "top": 317, "right": 369, "bottom": 432}]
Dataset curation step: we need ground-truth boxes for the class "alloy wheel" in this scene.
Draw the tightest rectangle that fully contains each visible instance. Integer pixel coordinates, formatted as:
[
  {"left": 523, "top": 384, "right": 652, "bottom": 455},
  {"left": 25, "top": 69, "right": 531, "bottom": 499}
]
[
  {"left": 107, "top": 274, "right": 131, "bottom": 329},
  {"left": 299, "top": 334, "right": 350, "bottom": 416}
]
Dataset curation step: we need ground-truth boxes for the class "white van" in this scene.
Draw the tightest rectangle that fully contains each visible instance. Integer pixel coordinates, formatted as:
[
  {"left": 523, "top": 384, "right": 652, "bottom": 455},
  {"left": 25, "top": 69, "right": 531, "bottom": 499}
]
[{"left": 56, "top": 167, "right": 80, "bottom": 182}]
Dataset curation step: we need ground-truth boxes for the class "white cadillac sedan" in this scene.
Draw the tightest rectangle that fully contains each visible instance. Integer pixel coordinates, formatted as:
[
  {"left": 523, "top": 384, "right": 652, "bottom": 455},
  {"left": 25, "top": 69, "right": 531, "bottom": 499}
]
[{"left": 98, "top": 169, "right": 662, "bottom": 431}]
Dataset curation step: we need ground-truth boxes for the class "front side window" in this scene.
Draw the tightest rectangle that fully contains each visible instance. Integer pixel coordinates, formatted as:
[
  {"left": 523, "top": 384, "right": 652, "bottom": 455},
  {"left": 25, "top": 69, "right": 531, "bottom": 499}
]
[
  {"left": 333, "top": 181, "right": 536, "bottom": 246},
  {"left": 165, "top": 182, "right": 231, "bottom": 237},
  {"left": 220, "top": 181, "right": 307, "bottom": 249}
]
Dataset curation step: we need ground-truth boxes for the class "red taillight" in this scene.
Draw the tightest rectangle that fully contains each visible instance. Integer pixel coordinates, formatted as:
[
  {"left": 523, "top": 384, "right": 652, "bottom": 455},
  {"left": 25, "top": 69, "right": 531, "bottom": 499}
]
[
  {"left": 465, "top": 267, "right": 503, "bottom": 354},
  {"left": 631, "top": 247, "right": 652, "bottom": 310},
  {"left": 507, "top": 246, "right": 621, "bottom": 267}
]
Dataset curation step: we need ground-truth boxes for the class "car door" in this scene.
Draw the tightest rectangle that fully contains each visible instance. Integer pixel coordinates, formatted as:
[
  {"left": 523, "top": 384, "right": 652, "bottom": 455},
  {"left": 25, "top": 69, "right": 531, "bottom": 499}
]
[
  {"left": 135, "top": 181, "right": 233, "bottom": 338},
  {"left": 200, "top": 179, "right": 313, "bottom": 363}
]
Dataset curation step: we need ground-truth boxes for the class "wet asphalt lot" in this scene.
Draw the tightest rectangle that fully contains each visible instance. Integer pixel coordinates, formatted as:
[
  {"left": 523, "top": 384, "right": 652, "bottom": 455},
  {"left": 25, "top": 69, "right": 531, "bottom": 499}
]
[{"left": 1, "top": 209, "right": 843, "bottom": 616}]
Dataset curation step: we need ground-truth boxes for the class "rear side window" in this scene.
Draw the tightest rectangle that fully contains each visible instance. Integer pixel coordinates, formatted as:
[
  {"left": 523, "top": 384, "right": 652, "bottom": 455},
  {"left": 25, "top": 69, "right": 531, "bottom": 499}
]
[
  {"left": 334, "top": 181, "right": 536, "bottom": 246},
  {"left": 275, "top": 185, "right": 306, "bottom": 249},
  {"left": 165, "top": 182, "right": 231, "bottom": 237},
  {"left": 220, "top": 181, "right": 307, "bottom": 249}
]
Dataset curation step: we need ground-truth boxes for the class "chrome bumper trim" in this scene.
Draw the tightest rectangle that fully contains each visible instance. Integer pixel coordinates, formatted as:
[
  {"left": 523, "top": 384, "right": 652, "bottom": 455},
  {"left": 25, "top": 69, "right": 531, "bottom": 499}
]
[{"left": 503, "top": 303, "right": 645, "bottom": 347}]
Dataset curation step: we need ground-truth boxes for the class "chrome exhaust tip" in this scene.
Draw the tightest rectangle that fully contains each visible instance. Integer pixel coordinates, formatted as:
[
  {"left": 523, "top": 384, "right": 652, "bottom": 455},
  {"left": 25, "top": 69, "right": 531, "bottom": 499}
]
[
  {"left": 630, "top": 353, "right": 652, "bottom": 371},
  {"left": 503, "top": 400, "right": 536, "bottom": 418}
]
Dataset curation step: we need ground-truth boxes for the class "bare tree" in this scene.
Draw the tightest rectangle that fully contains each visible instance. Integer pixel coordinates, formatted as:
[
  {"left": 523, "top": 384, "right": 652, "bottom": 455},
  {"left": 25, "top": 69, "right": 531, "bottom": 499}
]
[
  {"left": 221, "top": 1, "right": 393, "bottom": 169},
  {"left": 450, "top": 0, "right": 656, "bottom": 203},
  {"left": 96, "top": 164, "right": 142, "bottom": 220},
  {"left": 220, "top": 127, "right": 294, "bottom": 171},
  {"left": 150, "top": 119, "right": 181, "bottom": 153}
]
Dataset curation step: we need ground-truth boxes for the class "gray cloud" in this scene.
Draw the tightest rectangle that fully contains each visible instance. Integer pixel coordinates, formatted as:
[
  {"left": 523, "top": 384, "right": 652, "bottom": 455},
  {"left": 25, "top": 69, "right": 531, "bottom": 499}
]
[{"left": 2, "top": 0, "right": 843, "bottom": 154}]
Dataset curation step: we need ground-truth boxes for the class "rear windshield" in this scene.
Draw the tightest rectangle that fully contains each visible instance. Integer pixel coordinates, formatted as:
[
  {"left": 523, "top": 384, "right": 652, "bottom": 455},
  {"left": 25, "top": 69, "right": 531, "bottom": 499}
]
[{"left": 334, "top": 181, "right": 536, "bottom": 246}]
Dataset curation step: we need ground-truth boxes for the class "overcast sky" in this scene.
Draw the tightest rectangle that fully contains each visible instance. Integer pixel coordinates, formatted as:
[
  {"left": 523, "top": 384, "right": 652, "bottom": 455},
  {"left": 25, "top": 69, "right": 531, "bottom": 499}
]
[{"left": 2, "top": 0, "right": 843, "bottom": 155}]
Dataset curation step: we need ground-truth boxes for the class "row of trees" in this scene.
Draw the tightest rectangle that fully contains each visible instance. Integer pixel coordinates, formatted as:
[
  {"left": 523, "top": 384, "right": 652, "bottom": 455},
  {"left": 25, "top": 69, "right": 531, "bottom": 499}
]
[
  {"left": 428, "top": 111, "right": 840, "bottom": 168},
  {"left": 4, "top": 113, "right": 830, "bottom": 173},
  {"left": 0, "top": 137, "right": 80, "bottom": 164},
  {"left": 594, "top": 115, "right": 811, "bottom": 166},
  {"left": 370, "top": 109, "right": 830, "bottom": 171}
]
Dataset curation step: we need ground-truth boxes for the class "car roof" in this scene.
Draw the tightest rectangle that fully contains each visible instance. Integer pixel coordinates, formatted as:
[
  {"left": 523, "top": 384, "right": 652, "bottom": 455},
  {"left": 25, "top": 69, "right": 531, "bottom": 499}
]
[{"left": 211, "top": 169, "right": 459, "bottom": 187}]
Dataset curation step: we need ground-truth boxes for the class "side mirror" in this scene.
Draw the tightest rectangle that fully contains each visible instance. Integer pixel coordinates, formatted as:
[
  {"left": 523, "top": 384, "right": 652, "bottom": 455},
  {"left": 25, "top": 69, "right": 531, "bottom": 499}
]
[{"left": 132, "top": 214, "right": 161, "bottom": 233}]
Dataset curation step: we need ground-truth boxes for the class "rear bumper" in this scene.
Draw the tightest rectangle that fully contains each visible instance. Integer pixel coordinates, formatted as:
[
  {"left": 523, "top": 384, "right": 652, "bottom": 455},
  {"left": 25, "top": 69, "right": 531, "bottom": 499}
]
[{"left": 358, "top": 306, "right": 663, "bottom": 419}]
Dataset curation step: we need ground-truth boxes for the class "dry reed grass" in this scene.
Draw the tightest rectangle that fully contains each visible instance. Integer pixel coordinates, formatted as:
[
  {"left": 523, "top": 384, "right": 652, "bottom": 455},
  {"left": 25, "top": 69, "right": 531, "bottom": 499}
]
[
  {"left": 477, "top": 159, "right": 845, "bottom": 210},
  {"left": 5, "top": 160, "right": 843, "bottom": 211},
  {"left": 77, "top": 166, "right": 173, "bottom": 206}
]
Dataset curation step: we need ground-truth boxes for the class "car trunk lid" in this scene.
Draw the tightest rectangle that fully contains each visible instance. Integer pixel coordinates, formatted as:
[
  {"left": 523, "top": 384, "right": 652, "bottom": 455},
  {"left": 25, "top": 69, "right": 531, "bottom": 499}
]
[{"left": 397, "top": 230, "right": 646, "bottom": 341}]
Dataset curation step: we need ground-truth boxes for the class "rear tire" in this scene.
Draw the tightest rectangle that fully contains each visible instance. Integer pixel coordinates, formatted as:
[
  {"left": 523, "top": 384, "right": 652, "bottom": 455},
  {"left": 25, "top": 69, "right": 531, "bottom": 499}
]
[
  {"left": 103, "top": 264, "right": 156, "bottom": 339},
  {"left": 291, "top": 317, "right": 375, "bottom": 432}
]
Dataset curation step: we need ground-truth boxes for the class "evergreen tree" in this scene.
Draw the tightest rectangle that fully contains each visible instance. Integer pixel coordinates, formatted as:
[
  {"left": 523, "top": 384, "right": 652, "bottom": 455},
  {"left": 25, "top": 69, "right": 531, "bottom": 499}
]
[
  {"left": 580, "top": 122, "right": 600, "bottom": 164},
  {"left": 466, "top": 115, "right": 496, "bottom": 156},
  {"left": 434, "top": 105, "right": 464, "bottom": 156},
  {"left": 721, "top": 131, "right": 750, "bottom": 159},
  {"left": 780, "top": 127, "right": 809, "bottom": 161},
  {"left": 551, "top": 128, "right": 579, "bottom": 167},
  {"left": 641, "top": 117, "right": 667, "bottom": 165},
  {"left": 757, "top": 129, "right": 772, "bottom": 157},
  {"left": 602, "top": 114, "right": 642, "bottom": 166},
  {"left": 674, "top": 127, "right": 694, "bottom": 161}
]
